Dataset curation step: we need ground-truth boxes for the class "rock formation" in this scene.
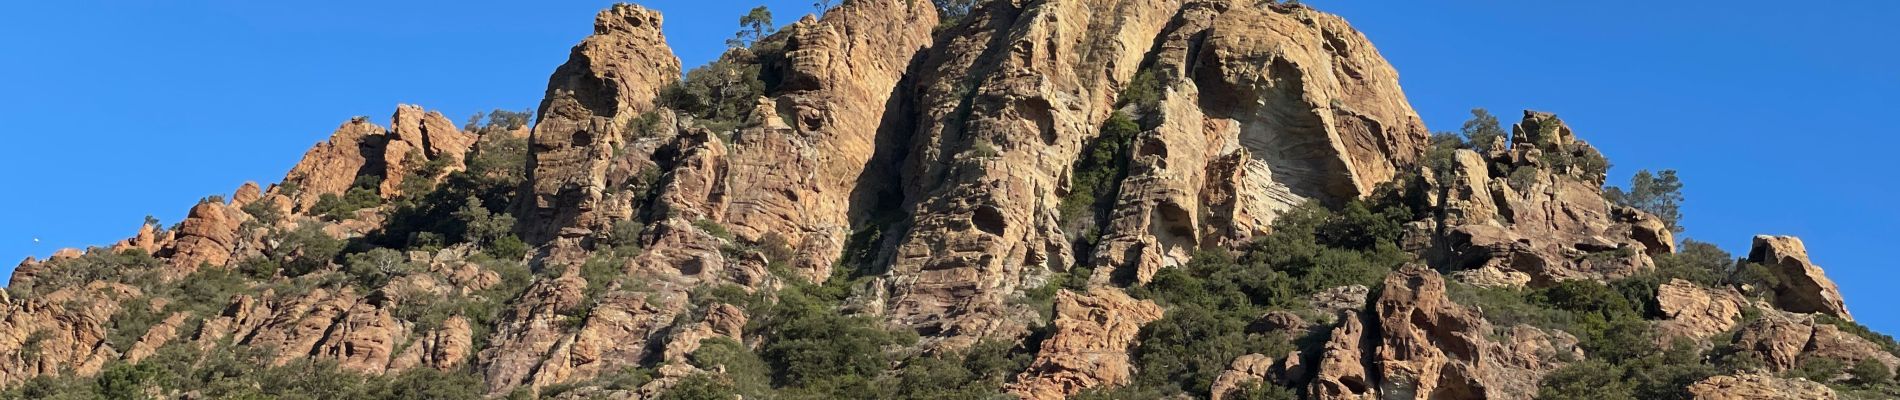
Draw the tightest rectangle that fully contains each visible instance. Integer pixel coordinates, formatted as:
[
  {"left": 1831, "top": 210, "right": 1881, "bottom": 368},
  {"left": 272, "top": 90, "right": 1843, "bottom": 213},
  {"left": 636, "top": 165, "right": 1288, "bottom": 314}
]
[
  {"left": 1, "top": 2, "right": 1891, "bottom": 399},
  {"left": 1008, "top": 288, "right": 1163, "bottom": 400},
  {"left": 1688, "top": 373, "right": 1838, "bottom": 400},
  {"left": 1655, "top": 279, "right": 1748, "bottom": 344},
  {"left": 1419, "top": 112, "right": 1667, "bottom": 288},
  {"left": 1310, "top": 264, "right": 1580, "bottom": 400},
  {"left": 515, "top": 3, "right": 682, "bottom": 247},
  {"left": 1731, "top": 307, "right": 1899, "bottom": 375},
  {"left": 1748, "top": 235, "right": 1851, "bottom": 320}
]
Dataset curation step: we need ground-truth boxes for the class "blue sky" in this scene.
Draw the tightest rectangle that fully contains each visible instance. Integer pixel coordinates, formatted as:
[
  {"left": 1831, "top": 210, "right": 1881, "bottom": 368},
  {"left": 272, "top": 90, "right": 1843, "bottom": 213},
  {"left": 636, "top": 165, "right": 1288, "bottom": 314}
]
[{"left": 2, "top": 1, "right": 1894, "bottom": 333}]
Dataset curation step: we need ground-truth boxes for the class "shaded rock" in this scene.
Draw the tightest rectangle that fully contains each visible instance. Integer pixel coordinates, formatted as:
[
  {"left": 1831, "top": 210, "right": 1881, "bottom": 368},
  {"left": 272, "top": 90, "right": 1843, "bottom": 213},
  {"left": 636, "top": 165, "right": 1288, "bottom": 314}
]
[
  {"left": 659, "top": 303, "right": 748, "bottom": 364},
  {"left": 0, "top": 282, "right": 141, "bottom": 385},
  {"left": 279, "top": 118, "right": 383, "bottom": 212},
  {"left": 1249, "top": 310, "right": 1306, "bottom": 334},
  {"left": 1311, "top": 264, "right": 1578, "bottom": 400},
  {"left": 1804, "top": 323, "right": 1900, "bottom": 377},
  {"left": 1310, "top": 285, "right": 1371, "bottom": 318},
  {"left": 244, "top": 288, "right": 357, "bottom": 366},
  {"left": 478, "top": 277, "right": 587, "bottom": 395},
  {"left": 1310, "top": 310, "right": 1373, "bottom": 400},
  {"left": 381, "top": 104, "right": 476, "bottom": 197},
  {"left": 313, "top": 302, "right": 408, "bottom": 373},
  {"left": 1748, "top": 235, "right": 1850, "bottom": 320}
]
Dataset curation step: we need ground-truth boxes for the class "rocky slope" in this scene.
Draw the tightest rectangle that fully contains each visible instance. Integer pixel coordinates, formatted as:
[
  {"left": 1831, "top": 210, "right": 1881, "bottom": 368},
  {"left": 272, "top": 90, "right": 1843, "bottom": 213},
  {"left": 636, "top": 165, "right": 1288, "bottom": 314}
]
[{"left": 4, "top": 1, "right": 1894, "bottom": 399}]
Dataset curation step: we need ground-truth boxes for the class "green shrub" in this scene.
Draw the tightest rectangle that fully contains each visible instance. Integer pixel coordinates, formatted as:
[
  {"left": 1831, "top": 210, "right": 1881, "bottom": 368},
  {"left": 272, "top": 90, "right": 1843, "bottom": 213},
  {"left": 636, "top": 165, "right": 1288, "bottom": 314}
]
[
  {"left": 311, "top": 175, "right": 384, "bottom": 221},
  {"left": 342, "top": 248, "right": 418, "bottom": 290},
  {"left": 756, "top": 283, "right": 911, "bottom": 390},
  {"left": 1538, "top": 360, "right": 1635, "bottom": 400},
  {"left": 1623, "top": 340, "right": 1718, "bottom": 400},
  {"left": 687, "top": 337, "right": 774, "bottom": 397},
  {"left": 1507, "top": 165, "right": 1539, "bottom": 192},
  {"left": 1651, "top": 240, "right": 1731, "bottom": 287},
  {"left": 1604, "top": 169, "right": 1684, "bottom": 233},
  {"left": 966, "top": 140, "right": 999, "bottom": 158},
  {"left": 661, "top": 51, "right": 769, "bottom": 136},
  {"left": 1119, "top": 69, "right": 1165, "bottom": 112},
  {"left": 1060, "top": 111, "right": 1139, "bottom": 237},
  {"left": 1790, "top": 357, "right": 1845, "bottom": 383},
  {"left": 274, "top": 223, "right": 347, "bottom": 277},
  {"left": 1852, "top": 358, "right": 1894, "bottom": 386},
  {"left": 1461, "top": 108, "right": 1507, "bottom": 154},
  {"left": 1117, "top": 198, "right": 1411, "bottom": 397},
  {"left": 11, "top": 248, "right": 165, "bottom": 298},
  {"left": 1425, "top": 131, "right": 1469, "bottom": 176}
]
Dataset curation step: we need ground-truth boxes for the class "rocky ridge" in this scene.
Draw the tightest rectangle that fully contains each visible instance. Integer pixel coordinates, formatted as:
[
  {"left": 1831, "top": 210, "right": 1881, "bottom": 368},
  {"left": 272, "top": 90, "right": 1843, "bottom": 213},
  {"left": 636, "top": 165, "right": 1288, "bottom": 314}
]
[{"left": 3, "top": 1, "right": 1893, "bottom": 399}]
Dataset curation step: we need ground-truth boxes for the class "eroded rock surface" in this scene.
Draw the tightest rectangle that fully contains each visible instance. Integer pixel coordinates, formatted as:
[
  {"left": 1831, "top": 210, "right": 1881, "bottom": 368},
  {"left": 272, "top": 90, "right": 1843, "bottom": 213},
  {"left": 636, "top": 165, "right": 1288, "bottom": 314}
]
[
  {"left": 1655, "top": 279, "right": 1747, "bottom": 344},
  {"left": 1008, "top": 288, "right": 1163, "bottom": 400},
  {"left": 1748, "top": 235, "right": 1851, "bottom": 320},
  {"left": 1423, "top": 112, "right": 1664, "bottom": 287},
  {"left": 516, "top": 3, "right": 682, "bottom": 246},
  {"left": 1688, "top": 373, "right": 1837, "bottom": 400},
  {"left": 1311, "top": 264, "right": 1579, "bottom": 400}
]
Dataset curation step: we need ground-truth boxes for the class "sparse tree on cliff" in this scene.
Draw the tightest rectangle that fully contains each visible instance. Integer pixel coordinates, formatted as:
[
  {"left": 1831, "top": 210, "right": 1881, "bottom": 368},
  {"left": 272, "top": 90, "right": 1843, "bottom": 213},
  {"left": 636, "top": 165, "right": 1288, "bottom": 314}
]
[
  {"left": 728, "top": 6, "right": 776, "bottom": 49},
  {"left": 1605, "top": 169, "right": 1685, "bottom": 232},
  {"left": 1462, "top": 108, "right": 1507, "bottom": 154}
]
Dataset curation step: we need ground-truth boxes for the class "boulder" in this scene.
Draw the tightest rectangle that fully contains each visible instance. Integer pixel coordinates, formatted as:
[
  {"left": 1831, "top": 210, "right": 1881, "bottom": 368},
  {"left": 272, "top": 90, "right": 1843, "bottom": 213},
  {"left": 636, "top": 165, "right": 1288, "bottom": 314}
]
[
  {"left": 1007, "top": 288, "right": 1164, "bottom": 400},
  {"left": 1210, "top": 353, "right": 1282, "bottom": 400},
  {"left": 1654, "top": 279, "right": 1747, "bottom": 343},
  {"left": 1747, "top": 235, "right": 1850, "bottom": 320}
]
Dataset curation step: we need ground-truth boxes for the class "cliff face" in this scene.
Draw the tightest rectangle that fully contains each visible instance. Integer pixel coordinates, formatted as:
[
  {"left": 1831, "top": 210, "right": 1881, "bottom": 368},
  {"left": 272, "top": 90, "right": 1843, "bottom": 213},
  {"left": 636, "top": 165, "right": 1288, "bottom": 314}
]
[{"left": 3, "top": 1, "right": 1891, "bottom": 399}]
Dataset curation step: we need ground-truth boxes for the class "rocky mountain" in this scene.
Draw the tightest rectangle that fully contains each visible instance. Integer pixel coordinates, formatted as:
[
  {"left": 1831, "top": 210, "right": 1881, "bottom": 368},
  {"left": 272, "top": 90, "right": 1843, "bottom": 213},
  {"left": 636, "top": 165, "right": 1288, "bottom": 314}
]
[{"left": 5, "top": 1, "right": 1895, "bottom": 399}]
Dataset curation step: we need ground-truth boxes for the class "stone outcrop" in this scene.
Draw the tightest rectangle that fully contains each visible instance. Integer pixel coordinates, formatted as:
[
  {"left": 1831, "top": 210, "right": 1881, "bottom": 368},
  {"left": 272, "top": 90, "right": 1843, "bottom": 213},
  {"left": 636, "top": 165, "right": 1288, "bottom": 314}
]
[
  {"left": 1210, "top": 352, "right": 1302, "bottom": 400},
  {"left": 1088, "top": 1, "right": 1430, "bottom": 285},
  {"left": 1654, "top": 279, "right": 1748, "bottom": 344},
  {"left": 163, "top": 199, "right": 244, "bottom": 274},
  {"left": 1747, "top": 235, "right": 1851, "bottom": 320},
  {"left": 1310, "top": 264, "right": 1580, "bottom": 400},
  {"left": 1008, "top": 288, "right": 1163, "bottom": 400},
  {"left": 1423, "top": 112, "right": 1663, "bottom": 287},
  {"left": 1687, "top": 373, "right": 1837, "bottom": 400},
  {"left": 717, "top": 0, "right": 937, "bottom": 281},
  {"left": 1731, "top": 307, "right": 1900, "bottom": 374},
  {"left": 7, "top": 2, "right": 1896, "bottom": 399},
  {"left": 515, "top": 3, "right": 681, "bottom": 246},
  {"left": 886, "top": 0, "right": 1430, "bottom": 351},
  {"left": 123, "top": 313, "right": 188, "bottom": 363},
  {"left": 0, "top": 283, "right": 139, "bottom": 386},
  {"left": 1310, "top": 309, "right": 1374, "bottom": 400},
  {"left": 381, "top": 104, "right": 477, "bottom": 197},
  {"left": 658, "top": 303, "right": 747, "bottom": 365},
  {"left": 279, "top": 118, "right": 384, "bottom": 212},
  {"left": 274, "top": 104, "right": 475, "bottom": 214}
]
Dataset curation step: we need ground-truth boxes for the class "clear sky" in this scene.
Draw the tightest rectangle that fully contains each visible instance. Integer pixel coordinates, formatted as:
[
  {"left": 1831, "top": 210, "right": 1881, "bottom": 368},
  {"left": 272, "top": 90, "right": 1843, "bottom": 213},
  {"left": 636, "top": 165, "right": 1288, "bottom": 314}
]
[{"left": 2, "top": 1, "right": 1894, "bottom": 333}]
